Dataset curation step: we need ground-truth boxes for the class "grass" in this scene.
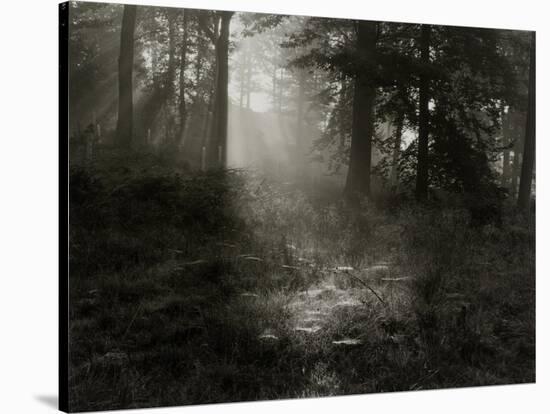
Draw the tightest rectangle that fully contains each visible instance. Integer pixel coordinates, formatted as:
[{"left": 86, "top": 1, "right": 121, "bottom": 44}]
[{"left": 67, "top": 151, "right": 535, "bottom": 411}]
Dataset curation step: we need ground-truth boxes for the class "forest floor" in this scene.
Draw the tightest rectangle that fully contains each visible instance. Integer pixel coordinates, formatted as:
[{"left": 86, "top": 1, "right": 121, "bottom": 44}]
[{"left": 68, "top": 152, "right": 535, "bottom": 412}]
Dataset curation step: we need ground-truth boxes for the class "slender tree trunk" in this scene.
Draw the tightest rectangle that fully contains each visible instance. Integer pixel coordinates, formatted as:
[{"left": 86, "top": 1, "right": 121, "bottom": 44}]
[
  {"left": 511, "top": 143, "right": 522, "bottom": 197},
  {"left": 518, "top": 32, "right": 536, "bottom": 211},
  {"left": 415, "top": 24, "right": 431, "bottom": 201},
  {"left": 238, "top": 42, "right": 246, "bottom": 109},
  {"left": 165, "top": 11, "right": 177, "bottom": 143},
  {"left": 116, "top": 5, "right": 137, "bottom": 148},
  {"left": 202, "top": 80, "right": 215, "bottom": 149},
  {"left": 239, "top": 70, "right": 245, "bottom": 109},
  {"left": 296, "top": 69, "right": 306, "bottom": 149},
  {"left": 167, "top": 12, "right": 176, "bottom": 100},
  {"left": 178, "top": 11, "right": 188, "bottom": 144},
  {"left": 278, "top": 68, "right": 284, "bottom": 114},
  {"left": 209, "top": 11, "right": 233, "bottom": 167},
  {"left": 344, "top": 20, "right": 377, "bottom": 200},
  {"left": 339, "top": 75, "right": 349, "bottom": 150},
  {"left": 272, "top": 68, "right": 277, "bottom": 112},
  {"left": 502, "top": 149, "right": 511, "bottom": 187},
  {"left": 501, "top": 108, "right": 511, "bottom": 187},
  {"left": 390, "top": 112, "right": 404, "bottom": 188},
  {"left": 245, "top": 54, "right": 252, "bottom": 110},
  {"left": 195, "top": 37, "right": 203, "bottom": 104}
]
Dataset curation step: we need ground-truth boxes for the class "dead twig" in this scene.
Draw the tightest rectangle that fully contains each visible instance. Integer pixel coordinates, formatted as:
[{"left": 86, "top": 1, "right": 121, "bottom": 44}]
[
  {"left": 341, "top": 270, "right": 386, "bottom": 306},
  {"left": 122, "top": 303, "right": 142, "bottom": 340}
]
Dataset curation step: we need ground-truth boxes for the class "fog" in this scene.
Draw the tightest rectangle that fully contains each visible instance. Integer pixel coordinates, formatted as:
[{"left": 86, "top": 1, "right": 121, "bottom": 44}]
[{"left": 64, "top": 3, "right": 535, "bottom": 411}]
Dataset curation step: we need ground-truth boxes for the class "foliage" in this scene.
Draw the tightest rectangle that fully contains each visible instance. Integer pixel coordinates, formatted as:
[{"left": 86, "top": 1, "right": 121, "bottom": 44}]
[{"left": 68, "top": 165, "right": 534, "bottom": 410}]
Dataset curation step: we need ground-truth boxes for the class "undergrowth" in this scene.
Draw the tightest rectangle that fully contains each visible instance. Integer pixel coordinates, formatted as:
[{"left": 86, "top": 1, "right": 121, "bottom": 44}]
[{"left": 68, "top": 153, "right": 535, "bottom": 411}]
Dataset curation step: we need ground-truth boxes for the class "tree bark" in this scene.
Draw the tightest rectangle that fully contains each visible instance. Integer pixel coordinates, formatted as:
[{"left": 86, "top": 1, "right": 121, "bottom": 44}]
[
  {"left": 163, "top": 11, "right": 177, "bottom": 143},
  {"left": 415, "top": 24, "right": 431, "bottom": 201},
  {"left": 501, "top": 108, "right": 511, "bottom": 188},
  {"left": 208, "top": 11, "right": 233, "bottom": 167},
  {"left": 518, "top": 32, "right": 536, "bottom": 211},
  {"left": 178, "top": 11, "right": 189, "bottom": 144},
  {"left": 344, "top": 20, "right": 378, "bottom": 200},
  {"left": 511, "top": 141, "right": 522, "bottom": 197},
  {"left": 166, "top": 12, "right": 176, "bottom": 101},
  {"left": 116, "top": 5, "right": 137, "bottom": 148},
  {"left": 390, "top": 112, "right": 404, "bottom": 188}
]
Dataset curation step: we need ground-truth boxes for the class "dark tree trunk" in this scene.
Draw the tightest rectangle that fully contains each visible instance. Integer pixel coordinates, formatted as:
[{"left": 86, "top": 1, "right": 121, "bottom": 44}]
[
  {"left": 164, "top": 11, "right": 177, "bottom": 144},
  {"left": 208, "top": 11, "right": 233, "bottom": 167},
  {"left": 166, "top": 12, "right": 176, "bottom": 100},
  {"left": 511, "top": 141, "right": 522, "bottom": 197},
  {"left": 344, "top": 21, "right": 378, "bottom": 200},
  {"left": 178, "top": 11, "right": 189, "bottom": 143},
  {"left": 390, "top": 112, "right": 404, "bottom": 188},
  {"left": 202, "top": 81, "right": 215, "bottom": 149},
  {"left": 116, "top": 5, "right": 137, "bottom": 148},
  {"left": 518, "top": 32, "right": 536, "bottom": 211},
  {"left": 195, "top": 36, "right": 204, "bottom": 104},
  {"left": 415, "top": 24, "right": 431, "bottom": 201},
  {"left": 501, "top": 108, "right": 511, "bottom": 187}
]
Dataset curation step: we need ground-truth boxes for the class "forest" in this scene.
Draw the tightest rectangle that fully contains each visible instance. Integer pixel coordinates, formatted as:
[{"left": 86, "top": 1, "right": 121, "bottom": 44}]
[{"left": 65, "top": 1, "right": 535, "bottom": 411}]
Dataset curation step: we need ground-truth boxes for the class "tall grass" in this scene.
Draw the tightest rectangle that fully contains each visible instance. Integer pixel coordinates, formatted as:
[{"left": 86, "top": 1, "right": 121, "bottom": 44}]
[{"left": 68, "top": 154, "right": 535, "bottom": 411}]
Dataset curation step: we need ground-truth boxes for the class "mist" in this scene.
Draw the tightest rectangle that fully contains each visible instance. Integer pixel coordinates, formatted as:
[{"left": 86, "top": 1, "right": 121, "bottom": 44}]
[{"left": 63, "top": 2, "right": 535, "bottom": 411}]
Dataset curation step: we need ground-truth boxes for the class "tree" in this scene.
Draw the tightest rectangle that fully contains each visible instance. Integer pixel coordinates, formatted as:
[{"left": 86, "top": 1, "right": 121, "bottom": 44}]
[
  {"left": 501, "top": 107, "right": 511, "bottom": 188},
  {"left": 234, "top": 38, "right": 260, "bottom": 110},
  {"left": 344, "top": 20, "right": 378, "bottom": 199},
  {"left": 116, "top": 5, "right": 137, "bottom": 148},
  {"left": 178, "top": 10, "right": 189, "bottom": 143},
  {"left": 518, "top": 32, "right": 536, "bottom": 211},
  {"left": 415, "top": 24, "right": 431, "bottom": 201},
  {"left": 390, "top": 111, "right": 404, "bottom": 187},
  {"left": 199, "top": 11, "right": 234, "bottom": 167}
]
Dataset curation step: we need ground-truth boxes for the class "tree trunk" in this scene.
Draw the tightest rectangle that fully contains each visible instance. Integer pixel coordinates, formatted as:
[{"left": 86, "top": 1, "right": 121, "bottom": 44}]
[
  {"left": 415, "top": 24, "right": 431, "bottom": 201},
  {"left": 164, "top": 11, "right": 177, "bottom": 144},
  {"left": 167, "top": 12, "right": 176, "bottom": 101},
  {"left": 245, "top": 54, "right": 252, "bottom": 110},
  {"left": 501, "top": 108, "right": 511, "bottom": 187},
  {"left": 390, "top": 112, "right": 404, "bottom": 188},
  {"left": 278, "top": 68, "right": 284, "bottom": 114},
  {"left": 116, "top": 5, "right": 137, "bottom": 148},
  {"left": 518, "top": 32, "right": 536, "bottom": 211},
  {"left": 195, "top": 36, "right": 203, "bottom": 104},
  {"left": 178, "top": 11, "right": 189, "bottom": 144},
  {"left": 344, "top": 20, "right": 378, "bottom": 200},
  {"left": 339, "top": 75, "right": 349, "bottom": 150},
  {"left": 208, "top": 11, "right": 233, "bottom": 167},
  {"left": 296, "top": 69, "right": 306, "bottom": 150},
  {"left": 511, "top": 143, "right": 522, "bottom": 197},
  {"left": 272, "top": 68, "right": 277, "bottom": 112}
]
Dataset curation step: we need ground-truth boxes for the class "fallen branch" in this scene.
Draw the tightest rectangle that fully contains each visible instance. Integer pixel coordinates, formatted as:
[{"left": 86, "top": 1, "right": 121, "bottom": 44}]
[
  {"left": 341, "top": 270, "right": 386, "bottom": 306},
  {"left": 380, "top": 277, "right": 411, "bottom": 282}
]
